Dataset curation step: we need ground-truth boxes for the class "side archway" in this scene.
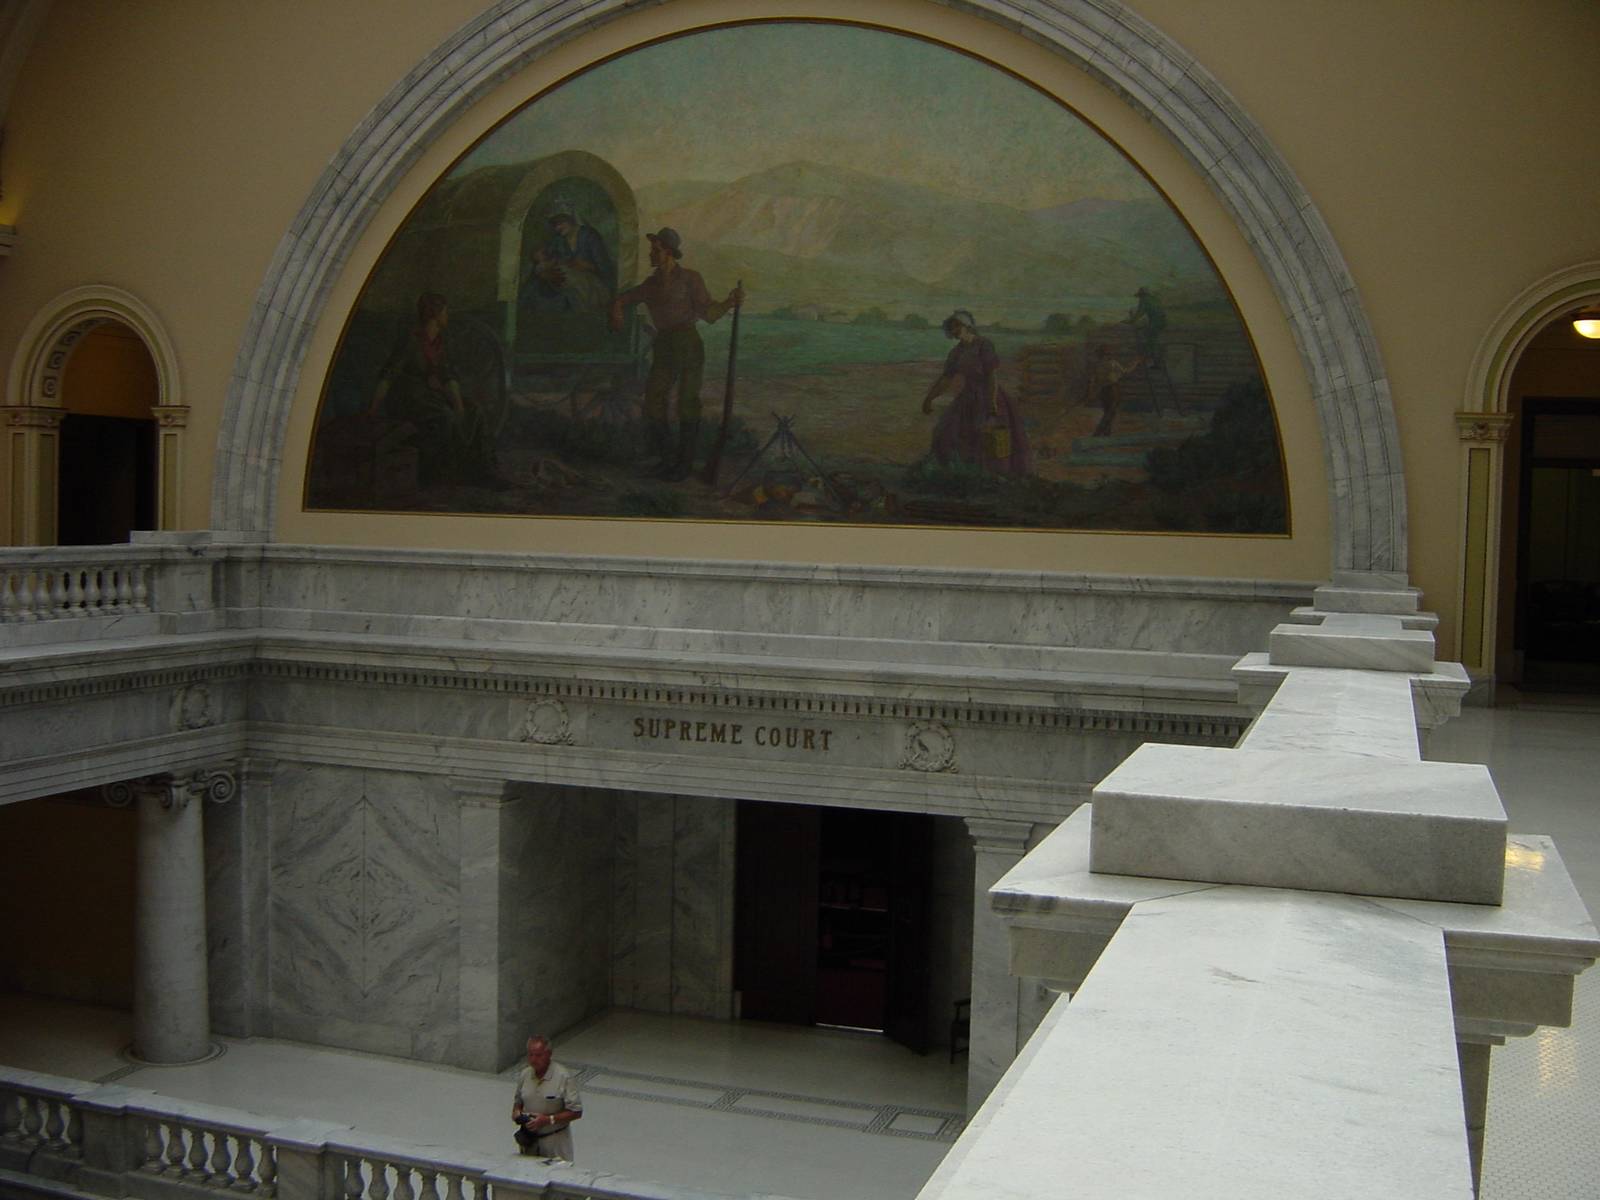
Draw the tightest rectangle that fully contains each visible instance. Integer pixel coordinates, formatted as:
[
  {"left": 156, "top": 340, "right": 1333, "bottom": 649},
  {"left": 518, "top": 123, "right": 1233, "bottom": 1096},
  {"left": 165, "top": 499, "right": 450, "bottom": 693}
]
[
  {"left": 212, "top": 0, "right": 1405, "bottom": 578},
  {"left": 1456, "top": 261, "right": 1600, "bottom": 675},
  {"left": 5, "top": 285, "right": 187, "bottom": 544}
]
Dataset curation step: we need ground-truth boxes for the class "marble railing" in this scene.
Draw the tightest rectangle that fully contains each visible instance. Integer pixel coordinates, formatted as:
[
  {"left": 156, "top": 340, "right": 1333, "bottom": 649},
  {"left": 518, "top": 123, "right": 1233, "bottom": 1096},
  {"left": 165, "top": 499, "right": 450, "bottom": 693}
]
[
  {"left": 0, "top": 1066, "right": 767, "bottom": 1200},
  {"left": 0, "top": 552, "right": 150, "bottom": 622},
  {"left": 0, "top": 536, "right": 1313, "bottom": 657},
  {"left": 923, "top": 598, "right": 1598, "bottom": 1200}
]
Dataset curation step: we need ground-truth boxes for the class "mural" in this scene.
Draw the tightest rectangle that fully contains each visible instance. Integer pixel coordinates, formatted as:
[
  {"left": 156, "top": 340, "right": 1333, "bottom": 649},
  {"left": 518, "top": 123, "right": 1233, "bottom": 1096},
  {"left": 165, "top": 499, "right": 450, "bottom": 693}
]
[{"left": 307, "top": 22, "right": 1288, "bottom": 533}]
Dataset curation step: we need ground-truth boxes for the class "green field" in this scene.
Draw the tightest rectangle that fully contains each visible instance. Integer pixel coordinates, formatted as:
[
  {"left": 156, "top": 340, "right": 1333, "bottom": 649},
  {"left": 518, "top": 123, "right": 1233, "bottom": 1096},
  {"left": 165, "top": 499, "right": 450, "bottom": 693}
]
[{"left": 699, "top": 316, "right": 1046, "bottom": 378}]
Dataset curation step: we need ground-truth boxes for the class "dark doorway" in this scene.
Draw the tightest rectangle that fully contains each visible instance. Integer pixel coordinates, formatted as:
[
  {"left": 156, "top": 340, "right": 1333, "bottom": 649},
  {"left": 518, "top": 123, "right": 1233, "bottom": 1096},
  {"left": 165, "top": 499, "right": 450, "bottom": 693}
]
[
  {"left": 734, "top": 801, "right": 934, "bottom": 1053},
  {"left": 1516, "top": 399, "right": 1600, "bottom": 688},
  {"left": 57, "top": 414, "right": 157, "bottom": 545}
]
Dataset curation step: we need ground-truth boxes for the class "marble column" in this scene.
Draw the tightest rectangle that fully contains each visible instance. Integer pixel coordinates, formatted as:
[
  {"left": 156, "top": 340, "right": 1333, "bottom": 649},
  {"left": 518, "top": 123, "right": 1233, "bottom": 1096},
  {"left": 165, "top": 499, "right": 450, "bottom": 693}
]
[
  {"left": 453, "top": 778, "right": 510, "bottom": 1073},
  {"left": 965, "top": 816, "right": 1035, "bottom": 1113},
  {"left": 109, "top": 768, "right": 236, "bottom": 1063}
]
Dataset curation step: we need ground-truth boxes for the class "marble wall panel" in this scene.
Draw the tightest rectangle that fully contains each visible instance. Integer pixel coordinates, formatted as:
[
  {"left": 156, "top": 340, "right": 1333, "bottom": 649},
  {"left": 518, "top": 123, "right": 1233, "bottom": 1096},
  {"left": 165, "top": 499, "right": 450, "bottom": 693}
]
[
  {"left": 498, "top": 782, "right": 614, "bottom": 1059},
  {"left": 268, "top": 763, "right": 461, "bottom": 1063}
]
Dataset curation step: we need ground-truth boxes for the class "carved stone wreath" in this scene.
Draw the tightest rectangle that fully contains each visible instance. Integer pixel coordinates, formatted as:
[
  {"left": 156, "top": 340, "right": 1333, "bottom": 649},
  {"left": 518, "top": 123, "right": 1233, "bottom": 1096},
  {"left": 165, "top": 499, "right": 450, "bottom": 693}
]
[
  {"left": 172, "top": 683, "right": 215, "bottom": 730},
  {"left": 518, "top": 698, "right": 574, "bottom": 745},
  {"left": 900, "top": 720, "right": 958, "bottom": 773}
]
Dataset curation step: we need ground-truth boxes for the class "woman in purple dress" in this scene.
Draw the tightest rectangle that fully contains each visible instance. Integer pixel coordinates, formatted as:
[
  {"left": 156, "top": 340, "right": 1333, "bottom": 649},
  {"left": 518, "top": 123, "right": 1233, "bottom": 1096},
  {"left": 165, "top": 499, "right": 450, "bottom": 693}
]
[{"left": 919, "top": 310, "right": 1032, "bottom": 476}]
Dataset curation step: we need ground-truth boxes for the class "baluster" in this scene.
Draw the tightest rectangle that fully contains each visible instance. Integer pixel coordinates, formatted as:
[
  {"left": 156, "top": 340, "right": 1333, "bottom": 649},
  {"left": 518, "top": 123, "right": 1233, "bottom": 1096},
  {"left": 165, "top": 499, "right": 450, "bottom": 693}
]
[
  {"left": 344, "top": 1156, "right": 366, "bottom": 1200},
  {"left": 187, "top": 1126, "right": 211, "bottom": 1179},
  {"left": 442, "top": 1174, "right": 464, "bottom": 1200},
  {"left": 114, "top": 568, "right": 134, "bottom": 611},
  {"left": 83, "top": 568, "right": 104, "bottom": 613},
  {"left": 235, "top": 1136, "right": 258, "bottom": 1190},
  {"left": 66, "top": 569, "right": 87, "bottom": 616},
  {"left": 416, "top": 1169, "right": 441, "bottom": 1200},
  {"left": 209, "top": 1129, "right": 234, "bottom": 1186},
  {"left": 392, "top": 1166, "right": 415, "bottom": 1200},
  {"left": 367, "top": 1159, "right": 390, "bottom": 1200},
  {"left": 258, "top": 1144, "right": 277, "bottom": 1197},
  {"left": 31, "top": 572, "right": 52, "bottom": 621},
  {"left": 48, "top": 570, "right": 70, "bottom": 617},
  {"left": 20, "top": 1094, "right": 43, "bottom": 1141},
  {"left": 1, "top": 573, "right": 17, "bottom": 622},
  {"left": 165, "top": 1122, "right": 187, "bottom": 1172},
  {"left": 65, "top": 1105, "right": 83, "bottom": 1151},
  {"left": 131, "top": 564, "right": 150, "bottom": 612},
  {"left": 141, "top": 1119, "right": 165, "bottom": 1170},
  {"left": 43, "top": 1098, "right": 66, "bottom": 1146},
  {"left": 0, "top": 1089, "right": 21, "bottom": 1140}
]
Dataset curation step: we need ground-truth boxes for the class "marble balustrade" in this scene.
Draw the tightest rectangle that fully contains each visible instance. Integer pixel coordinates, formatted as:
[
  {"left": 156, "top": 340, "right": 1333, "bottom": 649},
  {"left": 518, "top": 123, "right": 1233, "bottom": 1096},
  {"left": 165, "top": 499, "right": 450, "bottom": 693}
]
[
  {"left": 0, "top": 541, "right": 1314, "bottom": 1090},
  {"left": 0, "top": 1065, "right": 788, "bottom": 1200}
]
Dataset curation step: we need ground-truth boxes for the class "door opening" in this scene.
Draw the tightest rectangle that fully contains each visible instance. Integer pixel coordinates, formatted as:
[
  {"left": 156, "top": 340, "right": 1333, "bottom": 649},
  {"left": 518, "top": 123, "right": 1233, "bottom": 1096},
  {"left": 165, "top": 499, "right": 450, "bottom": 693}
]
[
  {"left": 1515, "top": 399, "right": 1600, "bottom": 689},
  {"left": 734, "top": 801, "right": 934, "bottom": 1053}
]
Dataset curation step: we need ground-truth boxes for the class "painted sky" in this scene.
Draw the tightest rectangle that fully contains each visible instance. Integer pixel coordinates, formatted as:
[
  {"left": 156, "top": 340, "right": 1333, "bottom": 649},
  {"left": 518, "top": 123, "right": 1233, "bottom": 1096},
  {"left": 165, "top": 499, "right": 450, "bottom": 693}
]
[{"left": 458, "top": 22, "right": 1149, "bottom": 210}]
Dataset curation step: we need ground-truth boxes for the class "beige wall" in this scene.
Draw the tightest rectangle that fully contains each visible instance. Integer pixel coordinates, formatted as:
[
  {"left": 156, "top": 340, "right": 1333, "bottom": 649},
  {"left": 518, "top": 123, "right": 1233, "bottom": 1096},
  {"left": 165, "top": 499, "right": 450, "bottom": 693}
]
[{"left": 5, "top": 0, "right": 1600, "bottom": 652}]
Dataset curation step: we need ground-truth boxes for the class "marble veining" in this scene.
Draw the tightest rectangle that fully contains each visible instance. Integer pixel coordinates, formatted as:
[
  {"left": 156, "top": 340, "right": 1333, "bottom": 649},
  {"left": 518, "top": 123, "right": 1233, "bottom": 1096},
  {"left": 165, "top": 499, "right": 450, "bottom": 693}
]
[{"left": 269, "top": 765, "right": 460, "bottom": 1061}]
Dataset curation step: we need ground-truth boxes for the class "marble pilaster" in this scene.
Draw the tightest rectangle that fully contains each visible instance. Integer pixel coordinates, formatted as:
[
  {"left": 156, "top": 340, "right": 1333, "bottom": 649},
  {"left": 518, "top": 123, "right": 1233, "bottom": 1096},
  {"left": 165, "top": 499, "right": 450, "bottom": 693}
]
[
  {"left": 964, "top": 816, "right": 1035, "bottom": 1112},
  {"left": 205, "top": 757, "right": 273, "bottom": 1037},
  {"left": 453, "top": 777, "right": 510, "bottom": 1072}
]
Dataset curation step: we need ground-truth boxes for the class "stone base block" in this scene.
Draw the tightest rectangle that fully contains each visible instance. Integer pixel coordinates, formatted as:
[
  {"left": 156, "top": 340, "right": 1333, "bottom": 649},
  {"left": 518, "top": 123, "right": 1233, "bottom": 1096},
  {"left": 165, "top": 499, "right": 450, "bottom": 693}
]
[
  {"left": 1089, "top": 744, "right": 1507, "bottom": 904},
  {"left": 1269, "top": 615, "right": 1435, "bottom": 672}
]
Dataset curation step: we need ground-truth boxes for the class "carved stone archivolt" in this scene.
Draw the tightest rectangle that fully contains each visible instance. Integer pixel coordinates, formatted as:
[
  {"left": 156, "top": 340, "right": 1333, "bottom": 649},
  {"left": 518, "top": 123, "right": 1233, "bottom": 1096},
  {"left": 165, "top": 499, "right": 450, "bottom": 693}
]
[
  {"left": 518, "top": 698, "right": 574, "bottom": 745},
  {"left": 102, "top": 767, "right": 238, "bottom": 811},
  {"left": 900, "top": 720, "right": 958, "bottom": 773}
]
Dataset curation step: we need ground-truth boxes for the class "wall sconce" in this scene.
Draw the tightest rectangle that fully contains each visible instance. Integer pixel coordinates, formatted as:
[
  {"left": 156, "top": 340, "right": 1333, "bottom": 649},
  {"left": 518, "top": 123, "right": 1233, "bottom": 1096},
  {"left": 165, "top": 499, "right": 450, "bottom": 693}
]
[{"left": 1574, "top": 308, "right": 1600, "bottom": 339}]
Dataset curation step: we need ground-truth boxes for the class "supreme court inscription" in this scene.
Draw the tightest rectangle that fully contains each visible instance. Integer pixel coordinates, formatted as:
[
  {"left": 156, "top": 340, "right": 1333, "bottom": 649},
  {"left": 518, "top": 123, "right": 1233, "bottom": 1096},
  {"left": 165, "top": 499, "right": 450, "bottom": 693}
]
[{"left": 632, "top": 715, "right": 834, "bottom": 753}]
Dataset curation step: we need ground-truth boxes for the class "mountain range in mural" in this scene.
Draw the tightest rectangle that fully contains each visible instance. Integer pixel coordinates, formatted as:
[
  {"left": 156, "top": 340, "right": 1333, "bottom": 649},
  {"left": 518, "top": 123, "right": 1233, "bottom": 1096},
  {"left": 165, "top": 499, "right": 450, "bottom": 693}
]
[{"left": 637, "top": 160, "right": 1217, "bottom": 322}]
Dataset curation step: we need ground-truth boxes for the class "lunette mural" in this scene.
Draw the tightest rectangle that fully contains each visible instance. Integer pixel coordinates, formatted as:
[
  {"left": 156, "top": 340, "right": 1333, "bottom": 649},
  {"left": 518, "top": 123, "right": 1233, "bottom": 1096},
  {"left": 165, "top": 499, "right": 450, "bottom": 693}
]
[{"left": 307, "top": 22, "right": 1288, "bottom": 533}]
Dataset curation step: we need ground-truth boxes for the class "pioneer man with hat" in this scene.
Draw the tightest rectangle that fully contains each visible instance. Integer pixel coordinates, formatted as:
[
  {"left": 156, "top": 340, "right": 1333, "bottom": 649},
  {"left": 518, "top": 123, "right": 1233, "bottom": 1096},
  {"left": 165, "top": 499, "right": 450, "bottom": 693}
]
[{"left": 609, "top": 228, "right": 745, "bottom": 481}]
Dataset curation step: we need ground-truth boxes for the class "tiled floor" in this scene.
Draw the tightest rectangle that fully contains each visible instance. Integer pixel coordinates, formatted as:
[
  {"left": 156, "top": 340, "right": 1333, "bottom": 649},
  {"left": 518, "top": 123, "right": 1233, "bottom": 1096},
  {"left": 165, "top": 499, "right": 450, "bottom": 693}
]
[{"left": 2, "top": 689, "right": 1597, "bottom": 1199}]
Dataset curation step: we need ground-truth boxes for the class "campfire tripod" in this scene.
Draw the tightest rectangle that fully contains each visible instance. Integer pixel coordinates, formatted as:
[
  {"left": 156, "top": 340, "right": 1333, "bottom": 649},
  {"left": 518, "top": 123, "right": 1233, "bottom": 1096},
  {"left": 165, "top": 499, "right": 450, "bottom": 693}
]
[{"left": 720, "top": 413, "right": 851, "bottom": 510}]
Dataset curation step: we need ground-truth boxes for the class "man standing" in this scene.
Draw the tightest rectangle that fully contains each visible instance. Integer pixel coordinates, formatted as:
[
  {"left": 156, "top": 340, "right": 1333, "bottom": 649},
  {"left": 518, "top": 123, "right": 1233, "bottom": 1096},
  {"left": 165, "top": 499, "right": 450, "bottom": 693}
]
[
  {"left": 512, "top": 1035, "right": 583, "bottom": 1162},
  {"left": 1088, "top": 343, "right": 1142, "bottom": 438},
  {"left": 609, "top": 228, "right": 744, "bottom": 481}
]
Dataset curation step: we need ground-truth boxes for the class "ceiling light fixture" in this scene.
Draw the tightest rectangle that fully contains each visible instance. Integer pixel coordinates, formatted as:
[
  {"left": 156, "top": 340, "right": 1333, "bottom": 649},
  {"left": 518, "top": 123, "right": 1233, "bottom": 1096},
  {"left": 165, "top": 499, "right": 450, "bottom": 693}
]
[{"left": 1573, "top": 308, "right": 1600, "bottom": 339}]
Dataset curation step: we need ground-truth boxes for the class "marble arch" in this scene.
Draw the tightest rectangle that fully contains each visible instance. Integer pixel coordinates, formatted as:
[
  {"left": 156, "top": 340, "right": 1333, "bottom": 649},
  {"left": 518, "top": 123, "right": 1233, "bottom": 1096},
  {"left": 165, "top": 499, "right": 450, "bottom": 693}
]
[
  {"left": 1454, "top": 260, "right": 1600, "bottom": 673},
  {"left": 212, "top": 0, "right": 1405, "bottom": 575},
  {"left": 5, "top": 284, "right": 187, "bottom": 542}
]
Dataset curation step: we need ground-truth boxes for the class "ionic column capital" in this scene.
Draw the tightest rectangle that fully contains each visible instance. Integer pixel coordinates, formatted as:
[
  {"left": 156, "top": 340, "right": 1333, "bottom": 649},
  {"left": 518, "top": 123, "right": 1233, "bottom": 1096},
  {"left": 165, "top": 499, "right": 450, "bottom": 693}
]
[{"left": 103, "top": 767, "right": 239, "bottom": 812}]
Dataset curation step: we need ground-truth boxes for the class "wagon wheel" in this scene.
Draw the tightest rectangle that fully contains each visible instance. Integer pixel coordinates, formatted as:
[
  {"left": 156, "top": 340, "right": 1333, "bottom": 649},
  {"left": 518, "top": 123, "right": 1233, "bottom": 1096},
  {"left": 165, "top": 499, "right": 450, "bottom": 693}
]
[{"left": 449, "top": 313, "right": 511, "bottom": 438}]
